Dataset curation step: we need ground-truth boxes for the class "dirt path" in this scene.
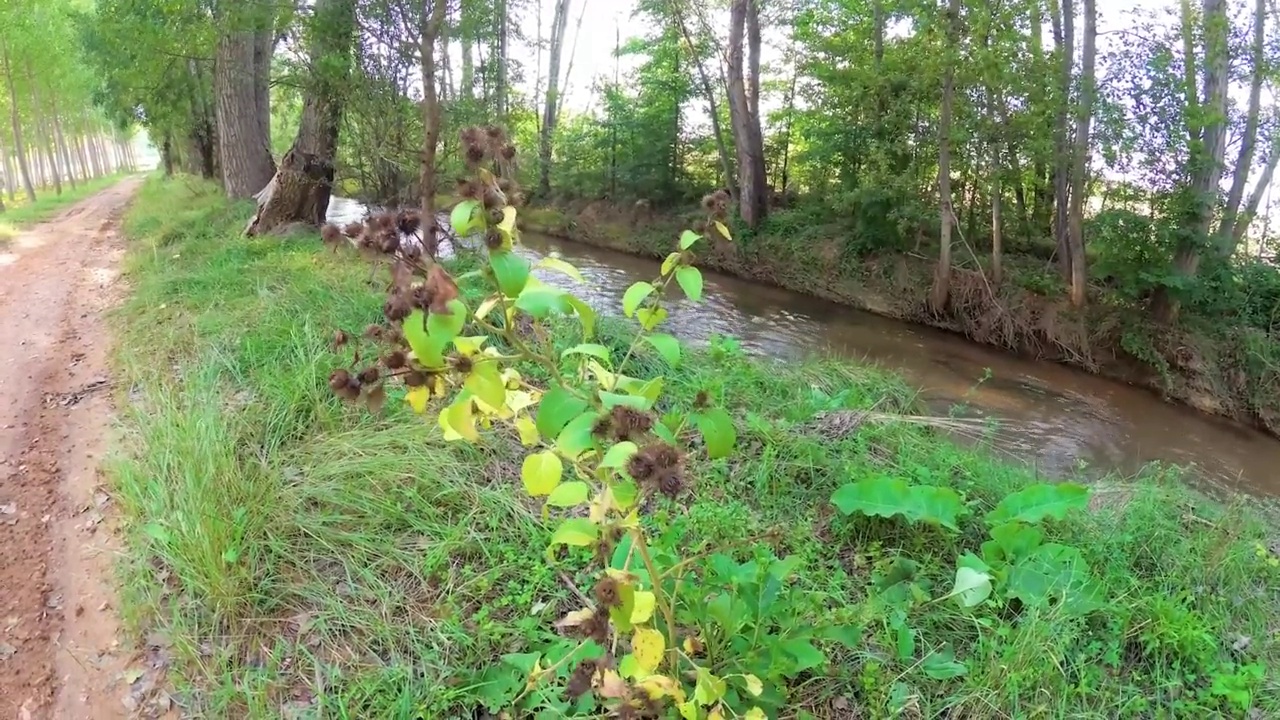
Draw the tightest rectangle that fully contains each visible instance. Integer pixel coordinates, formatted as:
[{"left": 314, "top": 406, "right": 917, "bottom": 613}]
[{"left": 0, "top": 179, "right": 142, "bottom": 720}]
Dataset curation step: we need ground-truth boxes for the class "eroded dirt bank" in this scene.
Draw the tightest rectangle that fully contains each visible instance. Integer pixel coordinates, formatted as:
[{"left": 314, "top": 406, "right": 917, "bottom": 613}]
[{"left": 0, "top": 178, "right": 146, "bottom": 719}]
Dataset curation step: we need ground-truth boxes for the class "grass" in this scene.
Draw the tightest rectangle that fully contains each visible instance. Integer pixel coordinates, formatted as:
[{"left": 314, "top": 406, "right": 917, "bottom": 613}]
[
  {"left": 112, "top": 175, "right": 1280, "bottom": 718},
  {"left": 0, "top": 173, "right": 131, "bottom": 242}
]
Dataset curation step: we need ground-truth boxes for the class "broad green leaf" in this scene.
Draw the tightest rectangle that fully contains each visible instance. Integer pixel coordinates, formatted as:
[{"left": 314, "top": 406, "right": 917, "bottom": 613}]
[
  {"left": 556, "top": 411, "right": 600, "bottom": 459},
  {"left": 562, "top": 343, "right": 611, "bottom": 362},
  {"left": 632, "top": 628, "right": 665, "bottom": 674},
  {"left": 600, "top": 390, "right": 648, "bottom": 411},
  {"left": 912, "top": 485, "right": 966, "bottom": 531},
  {"left": 922, "top": 646, "right": 969, "bottom": 680},
  {"left": 695, "top": 408, "right": 736, "bottom": 459},
  {"left": 601, "top": 441, "right": 639, "bottom": 468},
  {"left": 782, "top": 638, "right": 825, "bottom": 672},
  {"left": 622, "top": 281, "right": 655, "bottom": 317},
  {"left": 427, "top": 299, "right": 468, "bottom": 342},
  {"left": 676, "top": 266, "right": 703, "bottom": 302},
  {"left": 679, "top": 230, "right": 701, "bottom": 250},
  {"left": 613, "top": 479, "right": 639, "bottom": 508},
  {"left": 450, "top": 200, "right": 484, "bottom": 236},
  {"left": 618, "top": 653, "right": 639, "bottom": 679},
  {"left": 403, "top": 309, "right": 446, "bottom": 367},
  {"left": 895, "top": 624, "right": 915, "bottom": 661},
  {"left": 536, "top": 386, "right": 589, "bottom": 438},
  {"left": 521, "top": 451, "right": 563, "bottom": 496},
  {"left": 831, "top": 475, "right": 965, "bottom": 528},
  {"left": 982, "top": 521, "right": 1044, "bottom": 564},
  {"left": 441, "top": 396, "right": 479, "bottom": 441},
  {"left": 693, "top": 668, "right": 726, "bottom": 705},
  {"left": 645, "top": 333, "right": 681, "bottom": 366},
  {"left": 609, "top": 583, "right": 638, "bottom": 633},
  {"left": 546, "top": 481, "right": 590, "bottom": 507},
  {"left": 715, "top": 221, "right": 732, "bottom": 241},
  {"left": 637, "top": 306, "right": 668, "bottom": 330},
  {"left": 549, "top": 517, "right": 597, "bottom": 548},
  {"left": 490, "top": 249, "right": 531, "bottom": 297},
  {"left": 565, "top": 295, "right": 596, "bottom": 338},
  {"left": 985, "top": 483, "right": 1089, "bottom": 526},
  {"left": 661, "top": 252, "right": 682, "bottom": 277},
  {"left": 535, "top": 256, "right": 585, "bottom": 283},
  {"left": 464, "top": 361, "right": 506, "bottom": 409},
  {"left": 948, "top": 554, "right": 993, "bottom": 608},
  {"left": 1006, "top": 543, "right": 1097, "bottom": 614},
  {"left": 515, "top": 287, "right": 570, "bottom": 318}
]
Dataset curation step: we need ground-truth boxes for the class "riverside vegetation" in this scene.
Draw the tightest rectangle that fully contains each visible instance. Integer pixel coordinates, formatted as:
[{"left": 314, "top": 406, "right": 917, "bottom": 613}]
[{"left": 111, "top": 147, "right": 1280, "bottom": 717}]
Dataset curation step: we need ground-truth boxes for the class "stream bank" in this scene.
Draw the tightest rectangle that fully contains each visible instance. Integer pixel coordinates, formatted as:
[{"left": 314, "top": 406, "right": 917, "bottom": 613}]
[{"left": 522, "top": 201, "right": 1280, "bottom": 442}]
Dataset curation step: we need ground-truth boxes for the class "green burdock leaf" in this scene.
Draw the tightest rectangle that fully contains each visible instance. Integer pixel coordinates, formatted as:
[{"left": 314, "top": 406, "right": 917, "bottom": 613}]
[
  {"left": 676, "top": 266, "right": 703, "bottom": 302},
  {"left": 427, "top": 299, "right": 467, "bottom": 342},
  {"left": 536, "top": 386, "right": 589, "bottom": 438},
  {"left": 546, "top": 481, "right": 590, "bottom": 507},
  {"left": 490, "top": 249, "right": 531, "bottom": 297},
  {"left": 645, "top": 333, "right": 681, "bottom": 366},
  {"left": 622, "top": 281, "right": 655, "bottom": 317},
  {"left": 946, "top": 554, "right": 993, "bottom": 608},
  {"left": 679, "top": 230, "right": 701, "bottom": 250},
  {"left": 514, "top": 286, "right": 569, "bottom": 318},
  {"left": 985, "top": 483, "right": 1089, "bottom": 526},
  {"left": 1006, "top": 543, "right": 1100, "bottom": 614},
  {"left": 403, "top": 309, "right": 446, "bottom": 367},
  {"left": 831, "top": 475, "right": 966, "bottom": 528},
  {"left": 600, "top": 391, "right": 648, "bottom": 411},
  {"left": 556, "top": 411, "right": 599, "bottom": 459},
  {"left": 549, "top": 518, "right": 597, "bottom": 548},
  {"left": 450, "top": 200, "right": 484, "bottom": 236},
  {"left": 695, "top": 408, "right": 736, "bottom": 459}
]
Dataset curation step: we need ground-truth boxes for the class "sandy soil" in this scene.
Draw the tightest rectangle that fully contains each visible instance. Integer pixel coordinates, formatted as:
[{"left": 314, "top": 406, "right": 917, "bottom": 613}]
[{"left": 0, "top": 178, "right": 154, "bottom": 719}]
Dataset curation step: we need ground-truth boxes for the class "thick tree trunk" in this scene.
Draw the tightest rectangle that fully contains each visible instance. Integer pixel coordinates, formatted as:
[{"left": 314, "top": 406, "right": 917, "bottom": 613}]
[
  {"left": 419, "top": 0, "right": 448, "bottom": 241},
  {"left": 162, "top": 133, "right": 175, "bottom": 177},
  {"left": 538, "top": 0, "right": 572, "bottom": 198},
  {"left": 253, "top": 29, "right": 273, "bottom": 148},
  {"left": 726, "top": 0, "right": 768, "bottom": 228},
  {"left": 215, "top": 30, "right": 276, "bottom": 198},
  {"left": 1065, "top": 0, "right": 1096, "bottom": 308},
  {"left": 1215, "top": 0, "right": 1265, "bottom": 255},
  {"left": 930, "top": 0, "right": 963, "bottom": 313},
  {"left": 1152, "top": 0, "right": 1230, "bottom": 323},
  {"left": 247, "top": 0, "right": 356, "bottom": 235},
  {"left": 2, "top": 44, "right": 35, "bottom": 202}
]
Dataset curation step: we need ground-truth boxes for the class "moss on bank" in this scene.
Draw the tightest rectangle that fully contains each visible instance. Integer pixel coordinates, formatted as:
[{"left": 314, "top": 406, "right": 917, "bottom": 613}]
[
  {"left": 111, "top": 176, "right": 1280, "bottom": 718},
  {"left": 522, "top": 201, "right": 1280, "bottom": 440}
]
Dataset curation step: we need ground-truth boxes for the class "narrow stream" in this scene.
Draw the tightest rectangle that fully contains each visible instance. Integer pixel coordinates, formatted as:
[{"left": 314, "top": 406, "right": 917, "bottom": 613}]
[{"left": 327, "top": 198, "right": 1280, "bottom": 496}]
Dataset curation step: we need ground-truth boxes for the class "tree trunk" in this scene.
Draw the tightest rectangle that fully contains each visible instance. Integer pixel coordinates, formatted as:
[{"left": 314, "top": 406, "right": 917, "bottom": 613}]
[
  {"left": 1215, "top": 0, "right": 1265, "bottom": 255},
  {"left": 253, "top": 29, "right": 273, "bottom": 152},
  {"left": 246, "top": 0, "right": 356, "bottom": 235},
  {"left": 419, "top": 0, "right": 448, "bottom": 243},
  {"left": 1152, "top": 0, "right": 1230, "bottom": 323},
  {"left": 1233, "top": 131, "right": 1280, "bottom": 245},
  {"left": 495, "top": 0, "right": 508, "bottom": 119},
  {"left": 215, "top": 29, "right": 277, "bottom": 198},
  {"left": 1050, "top": 0, "right": 1073, "bottom": 282},
  {"left": 53, "top": 109, "right": 76, "bottom": 187},
  {"left": 726, "top": 0, "right": 767, "bottom": 228},
  {"left": 538, "top": 0, "right": 572, "bottom": 198},
  {"left": 930, "top": 0, "right": 962, "bottom": 313},
  {"left": 671, "top": 0, "right": 737, "bottom": 199},
  {"left": 0, "top": 133, "right": 14, "bottom": 203},
  {"left": 1066, "top": 0, "right": 1096, "bottom": 308},
  {"left": 461, "top": 33, "right": 474, "bottom": 100},
  {"left": 2, "top": 43, "right": 35, "bottom": 202},
  {"left": 161, "top": 132, "right": 175, "bottom": 177}
]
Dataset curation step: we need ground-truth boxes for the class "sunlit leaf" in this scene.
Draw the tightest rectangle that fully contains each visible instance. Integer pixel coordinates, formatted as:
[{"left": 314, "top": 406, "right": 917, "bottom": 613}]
[
  {"left": 442, "top": 395, "right": 479, "bottom": 441},
  {"left": 661, "top": 251, "right": 682, "bottom": 277},
  {"left": 515, "top": 415, "right": 540, "bottom": 445},
  {"left": 678, "top": 702, "right": 699, "bottom": 720},
  {"left": 645, "top": 333, "right": 681, "bottom": 366},
  {"left": 549, "top": 517, "right": 597, "bottom": 548},
  {"left": 632, "top": 627, "right": 665, "bottom": 675},
  {"left": 427, "top": 299, "right": 467, "bottom": 342},
  {"left": 405, "top": 386, "right": 429, "bottom": 414},
  {"left": 490, "top": 249, "right": 531, "bottom": 297},
  {"left": 740, "top": 674, "right": 763, "bottom": 697},
  {"left": 515, "top": 286, "right": 570, "bottom": 318},
  {"left": 556, "top": 411, "right": 599, "bottom": 459},
  {"left": 474, "top": 295, "right": 501, "bottom": 321},
  {"left": 403, "top": 309, "right": 446, "bottom": 368},
  {"left": 694, "top": 408, "right": 736, "bottom": 459},
  {"left": 496, "top": 206, "right": 518, "bottom": 246},
  {"left": 535, "top": 256, "right": 585, "bottom": 283},
  {"left": 464, "top": 361, "right": 506, "bottom": 409},
  {"left": 630, "top": 590, "right": 656, "bottom": 624},
  {"left": 546, "top": 481, "right": 590, "bottom": 507},
  {"left": 566, "top": 295, "right": 596, "bottom": 338},
  {"left": 600, "top": 390, "right": 648, "bottom": 410},
  {"left": 450, "top": 199, "right": 484, "bottom": 236},
  {"left": 601, "top": 441, "right": 639, "bottom": 468},
  {"left": 675, "top": 266, "right": 703, "bottom": 302},
  {"left": 715, "top": 221, "right": 732, "bottom": 241},
  {"left": 693, "top": 668, "right": 726, "bottom": 705},
  {"left": 622, "top": 281, "right": 655, "bottom": 317},
  {"left": 521, "top": 451, "right": 563, "bottom": 496},
  {"left": 679, "top": 230, "right": 701, "bottom": 250},
  {"left": 637, "top": 306, "right": 668, "bottom": 330},
  {"left": 948, "top": 556, "right": 993, "bottom": 608}
]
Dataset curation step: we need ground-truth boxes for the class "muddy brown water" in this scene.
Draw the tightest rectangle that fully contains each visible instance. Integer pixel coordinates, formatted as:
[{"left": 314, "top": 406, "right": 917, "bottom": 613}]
[{"left": 328, "top": 198, "right": 1280, "bottom": 496}]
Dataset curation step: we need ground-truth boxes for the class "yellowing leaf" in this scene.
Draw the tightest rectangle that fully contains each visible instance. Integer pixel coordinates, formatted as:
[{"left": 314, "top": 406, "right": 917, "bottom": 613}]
[
  {"left": 632, "top": 627, "right": 665, "bottom": 674},
  {"left": 630, "top": 591, "right": 656, "bottom": 624},
  {"left": 553, "top": 607, "right": 595, "bottom": 630},
  {"left": 661, "top": 251, "right": 682, "bottom": 277},
  {"left": 741, "top": 674, "right": 763, "bottom": 697},
  {"left": 599, "top": 670, "right": 630, "bottom": 699},
  {"left": 715, "top": 221, "right": 732, "bottom": 241},
  {"left": 442, "top": 397, "right": 479, "bottom": 441},
  {"left": 536, "top": 256, "right": 585, "bottom": 283},
  {"left": 496, "top": 206, "right": 518, "bottom": 245},
  {"left": 708, "top": 708, "right": 724, "bottom": 720},
  {"left": 744, "top": 709, "right": 766, "bottom": 720},
  {"left": 637, "top": 306, "right": 668, "bottom": 331},
  {"left": 637, "top": 674, "right": 682, "bottom": 700},
  {"left": 453, "top": 335, "right": 488, "bottom": 355},
  {"left": 405, "top": 386, "right": 430, "bottom": 414},
  {"left": 521, "top": 451, "right": 563, "bottom": 496},
  {"left": 678, "top": 701, "right": 699, "bottom": 720},
  {"left": 694, "top": 668, "right": 726, "bottom": 706},
  {"left": 507, "top": 390, "right": 536, "bottom": 414},
  {"left": 464, "top": 361, "right": 506, "bottom": 409},
  {"left": 515, "top": 415, "right": 540, "bottom": 445},
  {"left": 474, "top": 296, "right": 501, "bottom": 321}
]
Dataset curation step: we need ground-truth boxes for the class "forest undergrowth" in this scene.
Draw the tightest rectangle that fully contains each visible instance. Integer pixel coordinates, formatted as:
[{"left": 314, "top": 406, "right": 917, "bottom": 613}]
[{"left": 111, "top": 175, "right": 1280, "bottom": 718}]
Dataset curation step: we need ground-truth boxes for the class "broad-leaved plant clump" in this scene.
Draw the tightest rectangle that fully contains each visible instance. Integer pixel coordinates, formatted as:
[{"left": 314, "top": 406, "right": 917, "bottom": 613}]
[{"left": 323, "top": 126, "right": 796, "bottom": 718}]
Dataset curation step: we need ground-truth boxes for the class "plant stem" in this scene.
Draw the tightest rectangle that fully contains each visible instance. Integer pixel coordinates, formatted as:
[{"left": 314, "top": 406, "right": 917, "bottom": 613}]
[{"left": 632, "top": 527, "right": 680, "bottom": 671}]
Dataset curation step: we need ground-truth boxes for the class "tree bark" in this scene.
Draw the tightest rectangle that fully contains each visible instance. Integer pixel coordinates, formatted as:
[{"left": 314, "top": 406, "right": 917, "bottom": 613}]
[
  {"left": 1152, "top": 0, "right": 1230, "bottom": 323},
  {"left": 1215, "top": 0, "right": 1265, "bottom": 254},
  {"left": 2, "top": 43, "right": 35, "bottom": 202},
  {"left": 930, "top": 0, "right": 963, "bottom": 313},
  {"left": 671, "top": 0, "right": 736, "bottom": 199},
  {"left": 419, "top": 0, "right": 448, "bottom": 243},
  {"left": 247, "top": 0, "right": 357, "bottom": 235},
  {"left": 1066, "top": 0, "right": 1096, "bottom": 308},
  {"left": 162, "top": 132, "right": 175, "bottom": 177},
  {"left": 215, "top": 29, "right": 277, "bottom": 198},
  {"left": 726, "top": 0, "right": 768, "bottom": 228},
  {"left": 538, "top": 0, "right": 572, "bottom": 198},
  {"left": 1049, "top": 0, "right": 1073, "bottom": 281},
  {"left": 494, "top": 0, "right": 509, "bottom": 119},
  {"left": 0, "top": 133, "right": 14, "bottom": 203},
  {"left": 52, "top": 106, "right": 77, "bottom": 187},
  {"left": 1233, "top": 131, "right": 1280, "bottom": 245},
  {"left": 253, "top": 29, "right": 273, "bottom": 150}
]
